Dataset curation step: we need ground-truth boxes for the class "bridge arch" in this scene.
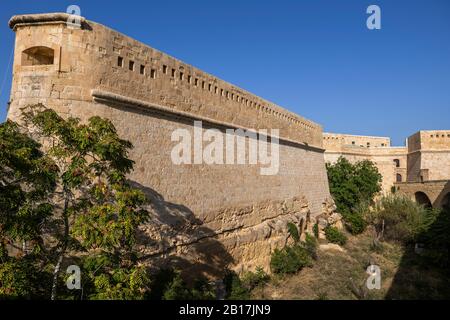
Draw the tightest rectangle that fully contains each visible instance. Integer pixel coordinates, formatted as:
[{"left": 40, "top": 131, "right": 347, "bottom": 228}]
[
  {"left": 440, "top": 192, "right": 450, "bottom": 210},
  {"left": 415, "top": 191, "right": 432, "bottom": 208}
]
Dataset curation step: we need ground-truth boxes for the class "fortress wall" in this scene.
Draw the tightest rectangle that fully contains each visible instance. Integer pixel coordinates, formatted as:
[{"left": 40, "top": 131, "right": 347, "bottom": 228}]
[
  {"left": 9, "top": 14, "right": 322, "bottom": 148},
  {"left": 419, "top": 151, "right": 450, "bottom": 181},
  {"left": 65, "top": 98, "right": 330, "bottom": 219},
  {"left": 407, "top": 132, "right": 421, "bottom": 153},
  {"left": 406, "top": 131, "right": 450, "bottom": 182},
  {"left": 325, "top": 130, "right": 450, "bottom": 187},
  {"left": 396, "top": 180, "right": 450, "bottom": 209},
  {"left": 407, "top": 151, "right": 422, "bottom": 182},
  {"left": 8, "top": 14, "right": 331, "bottom": 274},
  {"left": 417, "top": 131, "right": 450, "bottom": 181},
  {"left": 324, "top": 140, "right": 408, "bottom": 192},
  {"left": 323, "top": 133, "right": 391, "bottom": 151},
  {"left": 419, "top": 131, "right": 450, "bottom": 150}
]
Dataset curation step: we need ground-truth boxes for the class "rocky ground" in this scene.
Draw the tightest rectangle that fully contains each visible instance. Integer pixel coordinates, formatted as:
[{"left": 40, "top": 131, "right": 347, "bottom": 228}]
[{"left": 251, "top": 230, "right": 450, "bottom": 300}]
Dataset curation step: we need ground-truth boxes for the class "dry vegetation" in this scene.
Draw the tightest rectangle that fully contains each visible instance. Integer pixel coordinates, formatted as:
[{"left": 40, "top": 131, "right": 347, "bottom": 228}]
[{"left": 252, "top": 229, "right": 450, "bottom": 300}]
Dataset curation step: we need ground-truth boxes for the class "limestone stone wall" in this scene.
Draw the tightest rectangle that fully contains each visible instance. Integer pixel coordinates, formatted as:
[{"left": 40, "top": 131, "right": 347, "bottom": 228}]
[
  {"left": 325, "top": 129, "right": 450, "bottom": 193},
  {"left": 323, "top": 133, "right": 391, "bottom": 150},
  {"left": 323, "top": 132, "right": 407, "bottom": 193},
  {"left": 407, "top": 131, "right": 450, "bottom": 182},
  {"left": 396, "top": 180, "right": 450, "bottom": 209},
  {"left": 419, "top": 151, "right": 450, "bottom": 181},
  {"left": 7, "top": 13, "right": 331, "bottom": 275},
  {"left": 8, "top": 13, "right": 322, "bottom": 148}
]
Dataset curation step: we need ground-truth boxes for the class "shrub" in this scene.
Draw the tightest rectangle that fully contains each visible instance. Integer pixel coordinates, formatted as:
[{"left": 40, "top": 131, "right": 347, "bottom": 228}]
[
  {"left": 241, "top": 267, "right": 270, "bottom": 290},
  {"left": 313, "top": 223, "right": 319, "bottom": 238},
  {"left": 223, "top": 270, "right": 250, "bottom": 300},
  {"left": 162, "top": 272, "right": 192, "bottom": 300},
  {"left": 190, "top": 278, "right": 216, "bottom": 300},
  {"left": 325, "top": 226, "right": 347, "bottom": 245},
  {"left": 369, "top": 194, "right": 434, "bottom": 243},
  {"left": 270, "top": 244, "right": 313, "bottom": 275},
  {"left": 418, "top": 206, "right": 450, "bottom": 268},
  {"left": 148, "top": 268, "right": 215, "bottom": 300},
  {"left": 342, "top": 211, "right": 367, "bottom": 235},
  {"left": 326, "top": 157, "right": 381, "bottom": 235},
  {"left": 147, "top": 268, "right": 177, "bottom": 300},
  {"left": 316, "top": 291, "right": 329, "bottom": 300},
  {"left": 304, "top": 233, "right": 318, "bottom": 260},
  {"left": 287, "top": 222, "right": 300, "bottom": 242}
]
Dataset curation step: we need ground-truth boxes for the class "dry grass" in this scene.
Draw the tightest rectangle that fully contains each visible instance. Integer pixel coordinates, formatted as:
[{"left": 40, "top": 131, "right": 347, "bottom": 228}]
[{"left": 252, "top": 230, "right": 449, "bottom": 300}]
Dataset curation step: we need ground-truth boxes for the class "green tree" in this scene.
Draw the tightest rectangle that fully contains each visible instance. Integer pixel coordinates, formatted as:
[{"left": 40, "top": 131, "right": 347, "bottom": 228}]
[
  {"left": 326, "top": 157, "right": 382, "bottom": 234},
  {"left": 368, "top": 194, "right": 435, "bottom": 243},
  {"left": 1, "top": 104, "right": 151, "bottom": 299},
  {"left": 0, "top": 119, "right": 56, "bottom": 298}
]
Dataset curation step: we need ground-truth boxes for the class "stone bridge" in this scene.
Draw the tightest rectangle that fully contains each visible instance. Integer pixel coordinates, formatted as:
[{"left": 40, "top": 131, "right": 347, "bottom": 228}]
[{"left": 395, "top": 180, "right": 450, "bottom": 209}]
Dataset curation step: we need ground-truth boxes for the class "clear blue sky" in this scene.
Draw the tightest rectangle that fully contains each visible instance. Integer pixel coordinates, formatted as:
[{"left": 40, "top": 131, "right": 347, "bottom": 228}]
[{"left": 1, "top": 0, "right": 449, "bottom": 146}]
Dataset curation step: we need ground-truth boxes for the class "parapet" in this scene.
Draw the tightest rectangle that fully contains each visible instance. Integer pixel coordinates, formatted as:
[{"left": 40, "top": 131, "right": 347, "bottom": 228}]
[
  {"left": 9, "top": 13, "right": 86, "bottom": 30},
  {"left": 323, "top": 132, "right": 391, "bottom": 151},
  {"left": 9, "top": 13, "right": 323, "bottom": 149},
  {"left": 408, "top": 130, "right": 450, "bottom": 152}
]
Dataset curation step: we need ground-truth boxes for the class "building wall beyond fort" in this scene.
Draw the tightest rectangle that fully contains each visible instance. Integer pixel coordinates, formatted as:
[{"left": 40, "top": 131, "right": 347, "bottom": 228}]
[
  {"left": 323, "top": 133, "right": 408, "bottom": 193},
  {"left": 323, "top": 131, "right": 450, "bottom": 195}
]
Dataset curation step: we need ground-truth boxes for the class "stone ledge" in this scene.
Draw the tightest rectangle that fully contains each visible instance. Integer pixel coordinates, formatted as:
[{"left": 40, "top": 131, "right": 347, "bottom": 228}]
[
  {"left": 91, "top": 89, "right": 325, "bottom": 152},
  {"left": 9, "top": 12, "right": 86, "bottom": 30}
]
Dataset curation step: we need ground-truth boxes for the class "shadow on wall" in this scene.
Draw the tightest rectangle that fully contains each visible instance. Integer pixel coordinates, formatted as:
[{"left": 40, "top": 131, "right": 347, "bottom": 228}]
[
  {"left": 94, "top": 98, "right": 322, "bottom": 152},
  {"left": 415, "top": 191, "right": 432, "bottom": 209},
  {"left": 129, "top": 180, "right": 234, "bottom": 281},
  {"left": 435, "top": 181, "right": 450, "bottom": 209},
  {"left": 385, "top": 183, "right": 450, "bottom": 299}
]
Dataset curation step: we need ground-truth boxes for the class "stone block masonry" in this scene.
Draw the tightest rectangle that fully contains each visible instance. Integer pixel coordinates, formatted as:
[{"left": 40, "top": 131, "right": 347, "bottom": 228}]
[
  {"left": 8, "top": 13, "right": 332, "bottom": 276},
  {"left": 324, "top": 131, "right": 450, "bottom": 195}
]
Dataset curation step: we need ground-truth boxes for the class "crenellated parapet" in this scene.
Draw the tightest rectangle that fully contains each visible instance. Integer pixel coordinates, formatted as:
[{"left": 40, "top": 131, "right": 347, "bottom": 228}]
[
  {"left": 9, "top": 13, "right": 323, "bottom": 149},
  {"left": 8, "top": 13, "right": 332, "bottom": 275}
]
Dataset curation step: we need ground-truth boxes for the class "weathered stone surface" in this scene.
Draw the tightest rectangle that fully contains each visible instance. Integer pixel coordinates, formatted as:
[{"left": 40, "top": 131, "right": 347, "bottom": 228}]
[
  {"left": 323, "top": 131, "right": 450, "bottom": 199},
  {"left": 137, "top": 196, "right": 313, "bottom": 275},
  {"left": 395, "top": 180, "right": 450, "bottom": 209}
]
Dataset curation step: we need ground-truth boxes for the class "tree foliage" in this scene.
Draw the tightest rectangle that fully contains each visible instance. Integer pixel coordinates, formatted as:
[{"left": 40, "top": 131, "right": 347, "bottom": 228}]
[
  {"left": 419, "top": 206, "right": 450, "bottom": 268},
  {"left": 269, "top": 235, "right": 317, "bottom": 276},
  {"left": 326, "top": 157, "right": 382, "bottom": 234},
  {"left": 0, "top": 105, "right": 150, "bottom": 299},
  {"left": 287, "top": 222, "right": 300, "bottom": 242},
  {"left": 0, "top": 120, "right": 56, "bottom": 297},
  {"left": 223, "top": 270, "right": 251, "bottom": 300},
  {"left": 367, "top": 194, "right": 437, "bottom": 243},
  {"left": 324, "top": 226, "right": 347, "bottom": 246},
  {"left": 146, "top": 268, "right": 215, "bottom": 300},
  {"left": 0, "top": 120, "right": 56, "bottom": 252}
]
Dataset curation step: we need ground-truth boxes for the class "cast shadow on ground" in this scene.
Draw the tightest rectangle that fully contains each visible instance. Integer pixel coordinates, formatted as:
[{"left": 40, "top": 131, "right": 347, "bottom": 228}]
[{"left": 385, "top": 184, "right": 450, "bottom": 299}]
